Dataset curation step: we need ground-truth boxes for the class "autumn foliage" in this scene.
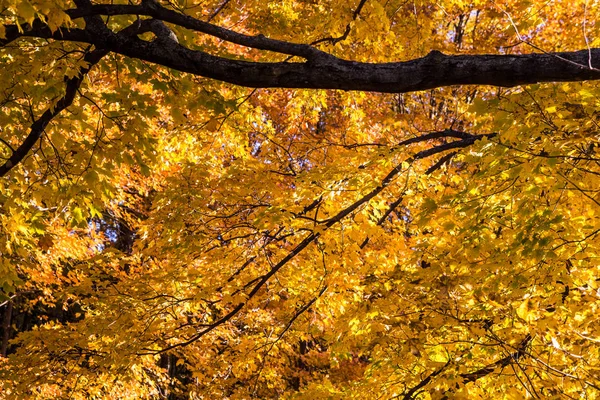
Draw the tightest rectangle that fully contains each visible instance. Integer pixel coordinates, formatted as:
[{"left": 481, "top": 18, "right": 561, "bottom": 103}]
[{"left": 1, "top": 0, "right": 600, "bottom": 398}]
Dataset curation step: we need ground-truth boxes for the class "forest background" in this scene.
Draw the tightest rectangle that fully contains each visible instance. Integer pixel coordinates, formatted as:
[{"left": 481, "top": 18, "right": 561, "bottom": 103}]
[{"left": 1, "top": 0, "right": 600, "bottom": 398}]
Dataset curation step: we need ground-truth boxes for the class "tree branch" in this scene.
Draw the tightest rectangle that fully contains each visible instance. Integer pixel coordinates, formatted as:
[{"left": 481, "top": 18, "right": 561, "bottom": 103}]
[
  {"left": 4, "top": 15, "right": 600, "bottom": 93},
  {"left": 207, "top": 0, "right": 232, "bottom": 22},
  {"left": 311, "top": 0, "right": 369, "bottom": 46},
  {"left": 460, "top": 334, "right": 532, "bottom": 383},
  {"left": 65, "top": 3, "right": 334, "bottom": 61},
  {"left": 403, "top": 359, "right": 451, "bottom": 400},
  {"left": 0, "top": 48, "right": 107, "bottom": 177},
  {"left": 358, "top": 130, "right": 479, "bottom": 248},
  {"left": 403, "top": 334, "right": 532, "bottom": 399},
  {"left": 0, "top": 19, "right": 156, "bottom": 176}
]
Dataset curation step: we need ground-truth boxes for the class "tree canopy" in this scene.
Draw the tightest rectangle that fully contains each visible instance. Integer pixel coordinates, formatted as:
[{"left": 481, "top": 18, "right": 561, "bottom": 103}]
[{"left": 1, "top": 0, "right": 600, "bottom": 398}]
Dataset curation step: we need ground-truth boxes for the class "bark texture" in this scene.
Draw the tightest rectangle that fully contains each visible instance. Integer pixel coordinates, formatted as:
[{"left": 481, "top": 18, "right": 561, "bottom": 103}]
[{"left": 2, "top": 3, "right": 600, "bottom": 93}]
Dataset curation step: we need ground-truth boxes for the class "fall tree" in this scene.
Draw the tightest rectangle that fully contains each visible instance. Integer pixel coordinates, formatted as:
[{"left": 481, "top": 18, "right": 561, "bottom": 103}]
[{"left": 1, "top": 0, "right": 600, "bottom": 398}]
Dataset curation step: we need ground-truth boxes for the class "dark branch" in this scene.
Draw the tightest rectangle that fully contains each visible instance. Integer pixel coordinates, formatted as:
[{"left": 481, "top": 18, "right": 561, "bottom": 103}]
[
  {"left": 403, "top": 359, "right": 451, "bottom": 400},
  {"left": 65, "top": 3, "right": 334, "bottom": 61},
  {"left": 0, "top": 48, "right": 107, "bottom": 177},
  {"left": 207, "top": 0, "right": 233, "bottom": 22},
  {"left": 4, "top": 12, "right": 600, "bottom": 93},
  {"left": 425, "top": 151, "right": 457, "bottom": 174},
  {"left": 358, "top": 130, "right": 480, "bottom": 248},
  {"left": 73, "top": 0, "right": 107, "bottom": 34},
  {"left": 311, "top": 0, "right": 369, "bottom": 46},
  {"left": 271, "top": 285, "right": 327, "bottom": 346},
  {"left": 460, "top": 334, "right": 532, "bottom": 383},
  {"left": 396, "top": 129, "right": 479, "bottom": 147},
  {"left": 0, "top": 19, "right": 155, "bottom": 177},
  {"left": 403, "top": 334, "right": 532, "bottom": 399},
  {"left": 250, "top": 285, "right": 328, "bottom": 394}
]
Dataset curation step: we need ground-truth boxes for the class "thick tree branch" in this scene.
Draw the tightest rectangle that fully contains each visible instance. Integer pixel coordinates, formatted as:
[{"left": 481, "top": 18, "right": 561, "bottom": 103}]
[
  {"left": 65, "top": 3, "right": 335, "bottom": 61},
  {"left": 396, "top": 129, "right": 479, "bottom": 147},
  {"left": 4, "top": 15, "right": 600, "bottom": 93},
  {"left": 73, "top": 0, "right": 108, "bottom": 34}
]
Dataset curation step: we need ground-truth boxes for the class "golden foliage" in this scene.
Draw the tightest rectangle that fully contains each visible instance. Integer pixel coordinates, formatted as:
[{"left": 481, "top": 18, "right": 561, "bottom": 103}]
[{"left": 1, "top": 0, "right": 600, "bottom": 398}]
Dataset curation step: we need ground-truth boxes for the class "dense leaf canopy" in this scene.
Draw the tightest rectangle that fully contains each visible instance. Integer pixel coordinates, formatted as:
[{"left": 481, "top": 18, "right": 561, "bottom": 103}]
[{"left": 1, "top": 0, "right": 600, "bottom": 398}]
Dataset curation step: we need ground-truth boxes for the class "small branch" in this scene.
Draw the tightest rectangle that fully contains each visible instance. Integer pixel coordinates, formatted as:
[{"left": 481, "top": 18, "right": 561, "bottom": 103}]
[
  {"left": 1, "top": 300, "right": 13, "bottom": 357},
  {"left": 425, "top": 151, "right": 457, "bottom": 174},
  {"left": 359, "top": 131, "right": 471, "bottom": 249},
  {"left": 0, "top": 137, "right": 15, "bottom": 153},
  {"left": 251, "top": 285, "right": 328, "bottom": 394},
  {"left": 207, "top": 0, "right": 232, "bottom": 22},
  {"left": 226, "top": 256, "right": 257, "bottom": 283},
  {"left": 273, "top": 285, "right": 327, "bottom": 344},
  {"left": 311, "top": 0, "right": 369, "bottom": 46},
  {"left": 459, "top": 334, "right": 532, "bottom": 383},
  {"left": 402, "top": 359, "right": 451, "bottom": 400}
]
